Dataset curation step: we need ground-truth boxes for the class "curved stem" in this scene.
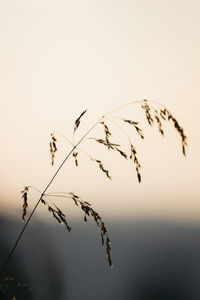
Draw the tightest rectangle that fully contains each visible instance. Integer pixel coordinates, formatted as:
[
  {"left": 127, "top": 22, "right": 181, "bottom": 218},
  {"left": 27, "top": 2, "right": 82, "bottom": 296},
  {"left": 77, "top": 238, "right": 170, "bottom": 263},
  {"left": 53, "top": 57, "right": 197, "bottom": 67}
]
[
  {"left": 28, "top": 186, "right": 43, "bottom": 194},
  {"left": 105, "top": 116, "right": 132, "bottom": 144},
  {"left": 53, "top": 130, "right": 75, "bottom": 147},
  {"left": 104, "top": 99, "right": 166, "bottom": 117},
  {"left": 104, "top": 100, "right": 141, "bottom": 116},
  {"left": 0, "top": 99, "right": 169, "bottom": 278}
]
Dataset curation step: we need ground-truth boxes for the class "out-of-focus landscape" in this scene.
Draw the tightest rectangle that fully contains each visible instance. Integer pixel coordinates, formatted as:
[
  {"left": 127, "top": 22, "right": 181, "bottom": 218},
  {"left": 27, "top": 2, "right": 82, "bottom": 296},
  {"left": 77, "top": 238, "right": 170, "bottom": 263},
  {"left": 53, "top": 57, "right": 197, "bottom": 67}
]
[
  {"left": 0, "top": 0, "right": 200, "bottom": 299},
  {"left": 1, "top": 216, "right": 200, "bottom": 299}
]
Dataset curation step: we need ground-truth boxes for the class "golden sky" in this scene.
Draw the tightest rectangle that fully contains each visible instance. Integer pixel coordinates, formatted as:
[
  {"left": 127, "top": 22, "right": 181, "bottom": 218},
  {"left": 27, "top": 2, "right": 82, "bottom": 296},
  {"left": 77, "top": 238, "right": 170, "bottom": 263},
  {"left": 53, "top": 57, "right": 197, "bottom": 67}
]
[{"left": 0, "top": 0, "right": 199, "bottom": 222}]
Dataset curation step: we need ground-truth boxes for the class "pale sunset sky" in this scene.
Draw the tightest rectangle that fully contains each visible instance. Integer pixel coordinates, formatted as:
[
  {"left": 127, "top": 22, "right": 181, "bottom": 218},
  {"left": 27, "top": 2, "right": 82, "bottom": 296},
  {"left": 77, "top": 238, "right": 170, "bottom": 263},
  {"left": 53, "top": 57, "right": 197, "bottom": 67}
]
[{"left": 0, "top": 0, "right": 199, "bottom": 222}]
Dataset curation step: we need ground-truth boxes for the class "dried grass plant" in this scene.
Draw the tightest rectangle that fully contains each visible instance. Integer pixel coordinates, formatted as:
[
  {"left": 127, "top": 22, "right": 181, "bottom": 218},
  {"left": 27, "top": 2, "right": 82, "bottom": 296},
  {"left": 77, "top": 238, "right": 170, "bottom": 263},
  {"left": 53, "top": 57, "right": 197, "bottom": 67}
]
[{"left": 0, "top": 99, "right": 187, "bottom": 299}]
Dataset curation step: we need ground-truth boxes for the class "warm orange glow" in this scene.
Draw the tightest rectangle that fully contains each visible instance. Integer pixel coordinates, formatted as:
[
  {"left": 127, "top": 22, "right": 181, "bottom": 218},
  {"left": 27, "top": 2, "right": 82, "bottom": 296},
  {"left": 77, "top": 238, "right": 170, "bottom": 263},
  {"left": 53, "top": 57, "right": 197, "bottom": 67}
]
[{"left": 0, "top": 0, "right": 199, "bottom": 222}]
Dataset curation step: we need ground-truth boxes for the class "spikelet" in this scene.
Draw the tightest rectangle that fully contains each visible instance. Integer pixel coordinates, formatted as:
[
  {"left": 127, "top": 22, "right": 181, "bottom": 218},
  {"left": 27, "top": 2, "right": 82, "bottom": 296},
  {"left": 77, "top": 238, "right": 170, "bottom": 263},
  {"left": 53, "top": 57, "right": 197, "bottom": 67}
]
[
  {"left": 95, "top": 138, "right": 119, "bottom": 149},
  {"left": 122, "top": 119, "right": 144, "bottom": 139},
  {"left": 72, "top": 151, "right": 79, "bottom": 166},
  {"left": 154, "top": 109, "right": 164, "bottom": 136},
  {"left": 95, "top": 159, "right": 112, "bottom": 180},
  {"left": 21, "top": 186, "right": 29, "bottom": 221},
  {"left": 159, "top": 108, "right": 167, "bottom": 120},
  {"left": 41, "top": 199, "right": 72, "bottom": 232},
  {"left": 49, "top": 133, "right": 57, "bottom": 166},
  {"left": 70, "top": 192, "right": 79, "bottom": 206},
  {"left": 130, "top": 144, "right": 141, "bottom": 183},
  {"left": 165, "top": 109, "right": 187, "bottom": 156},
  {"left": 94, "top": 138, "right": 127, "bottom": 159},
  {"left": 69, "top": 193, "right": 113, "bottom": 268},
  {"left": 141, "top": 100, "right": 154, "bottom": 126},
  {"left": 141, "top": 100, "right": 187, "bottom": 155},
  {"left": 73, "top": 109, "right": 87, "bottom": 135},
  {"left": 101, "top": 120, "right": 112, "bottom": 149},
  {"left": 114, "top": 147, "right": 128, "bottom": 159}
]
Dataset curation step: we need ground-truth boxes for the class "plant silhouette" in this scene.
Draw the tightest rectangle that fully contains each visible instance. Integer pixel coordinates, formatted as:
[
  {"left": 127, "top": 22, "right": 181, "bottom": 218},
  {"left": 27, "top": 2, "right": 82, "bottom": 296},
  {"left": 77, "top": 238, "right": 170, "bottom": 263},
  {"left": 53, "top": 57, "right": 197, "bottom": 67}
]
[{"left": 0, "top": 99, "right": 187, "bottom": 299}]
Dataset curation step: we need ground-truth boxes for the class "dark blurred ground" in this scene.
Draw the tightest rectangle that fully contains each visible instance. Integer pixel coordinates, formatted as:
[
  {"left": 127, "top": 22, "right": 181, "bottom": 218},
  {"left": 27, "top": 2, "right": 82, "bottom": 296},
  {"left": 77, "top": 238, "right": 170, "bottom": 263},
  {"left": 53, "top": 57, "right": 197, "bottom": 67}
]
[{"left": 1, "top": 215, "right": 200, "bottom": 300}]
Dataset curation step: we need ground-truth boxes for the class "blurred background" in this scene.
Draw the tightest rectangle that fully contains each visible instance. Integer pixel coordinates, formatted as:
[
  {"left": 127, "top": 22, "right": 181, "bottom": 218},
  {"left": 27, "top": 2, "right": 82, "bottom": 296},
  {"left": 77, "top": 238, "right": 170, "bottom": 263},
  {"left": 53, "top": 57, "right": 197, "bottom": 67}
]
[
  {"left": 1, "top": 216, "right": 200, "bottom": 299},
  {"left": 0, "top": 0, "right": 200, "bottom": 299}
]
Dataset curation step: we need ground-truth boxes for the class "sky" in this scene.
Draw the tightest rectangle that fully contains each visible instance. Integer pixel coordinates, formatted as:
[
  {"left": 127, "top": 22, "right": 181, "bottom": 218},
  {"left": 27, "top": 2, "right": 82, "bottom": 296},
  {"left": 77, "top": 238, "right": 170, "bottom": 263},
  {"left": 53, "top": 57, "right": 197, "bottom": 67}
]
[{"left": 0, "top": 0, "right": 200, "bottom": 223}]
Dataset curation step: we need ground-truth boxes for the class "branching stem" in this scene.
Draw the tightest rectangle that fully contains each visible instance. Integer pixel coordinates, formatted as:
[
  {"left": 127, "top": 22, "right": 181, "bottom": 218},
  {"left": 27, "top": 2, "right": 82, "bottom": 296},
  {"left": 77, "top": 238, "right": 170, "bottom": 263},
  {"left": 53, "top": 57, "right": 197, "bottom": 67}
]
[
  {"left": 0, "top": 115, "right": 103, "bottom": 278},
  {"left": 0, "top": 98, "right": 186, "bottom": 278}
]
